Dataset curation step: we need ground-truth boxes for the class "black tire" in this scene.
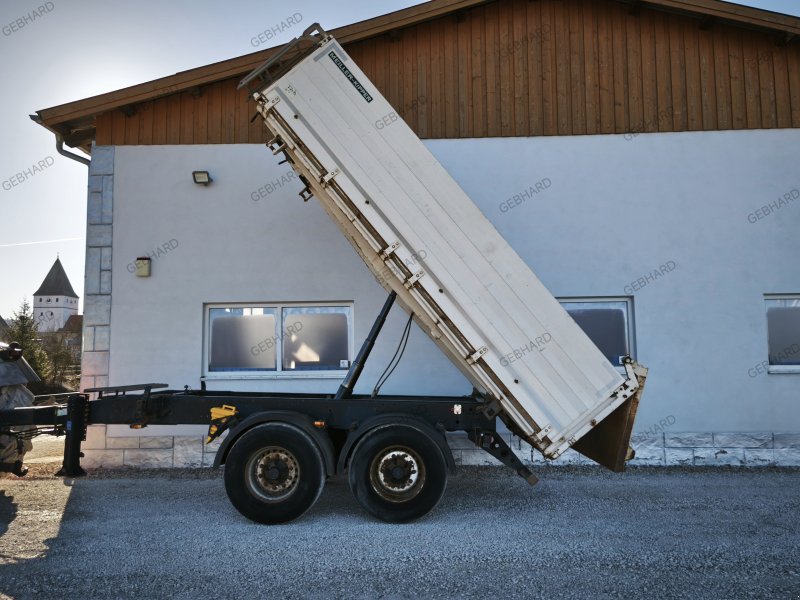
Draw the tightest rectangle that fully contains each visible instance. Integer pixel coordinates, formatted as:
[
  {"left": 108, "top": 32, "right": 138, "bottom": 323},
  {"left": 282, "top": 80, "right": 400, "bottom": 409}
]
[
  {"left": 348, "top": 425, "right": 447, "bottom": 523},
  {"left": 224, "top": 423, "right": 326, "bottom": 524}
]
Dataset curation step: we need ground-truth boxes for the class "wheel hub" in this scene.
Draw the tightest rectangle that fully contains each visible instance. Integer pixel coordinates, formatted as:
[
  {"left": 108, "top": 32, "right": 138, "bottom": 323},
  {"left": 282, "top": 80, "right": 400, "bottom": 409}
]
[
  {"left": 370, "top": 446, "right": 426, "bottom": 502},
  {"left": 245, "top": 446, "right": 300, "bottom": 503}
]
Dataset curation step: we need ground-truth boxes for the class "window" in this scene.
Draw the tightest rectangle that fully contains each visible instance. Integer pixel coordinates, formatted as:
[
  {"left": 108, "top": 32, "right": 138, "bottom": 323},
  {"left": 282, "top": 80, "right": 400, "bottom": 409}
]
[
  {"left": 558, "top": 298, "right": 635, "bottom": 367},
  {"left": 764, "top": 296, "right": 800, "bottom": 373},
  {"left": 281, "top": 306, "right": 351, "bottom": 371},
  {"left": 205, "top": 303, "right": 353, "bottom": 377}
]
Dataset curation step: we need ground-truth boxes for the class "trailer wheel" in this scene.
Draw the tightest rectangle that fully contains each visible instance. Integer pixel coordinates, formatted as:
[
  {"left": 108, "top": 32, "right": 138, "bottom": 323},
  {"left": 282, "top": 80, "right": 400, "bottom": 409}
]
[
  {"left": 348, "top": 426, "right": 447, "bottom": 523},
  {"left": 224, "top": 423, "right": 325, "bottom": 524}
]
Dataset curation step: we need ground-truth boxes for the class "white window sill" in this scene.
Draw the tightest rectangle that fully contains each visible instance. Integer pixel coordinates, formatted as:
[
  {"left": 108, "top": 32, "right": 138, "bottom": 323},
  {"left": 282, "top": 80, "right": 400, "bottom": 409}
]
[
  {"left": 203, "top": 372, "right": 346, "bottom": 380},
  {"left": 767, "top": 366, "right": 800, "bottom": 375}
]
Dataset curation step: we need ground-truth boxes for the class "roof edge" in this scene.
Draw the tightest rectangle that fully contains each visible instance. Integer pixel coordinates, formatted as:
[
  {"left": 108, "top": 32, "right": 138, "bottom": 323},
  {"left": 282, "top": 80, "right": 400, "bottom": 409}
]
[{"left": 35, "top": 0, "right": 800, "bottom": 137}]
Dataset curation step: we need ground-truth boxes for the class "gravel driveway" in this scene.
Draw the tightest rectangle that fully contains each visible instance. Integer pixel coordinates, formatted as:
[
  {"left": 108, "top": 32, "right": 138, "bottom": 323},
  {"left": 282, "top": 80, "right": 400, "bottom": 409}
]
[{"left": 1, "top": 466, "right": 799, "bottom": 599}]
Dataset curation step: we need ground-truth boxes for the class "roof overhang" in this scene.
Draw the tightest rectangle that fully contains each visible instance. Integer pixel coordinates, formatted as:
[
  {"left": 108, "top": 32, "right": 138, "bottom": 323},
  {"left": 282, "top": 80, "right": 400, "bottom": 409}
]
[{"left": 33, "top": 0, "right": 800, "bottom": 153}]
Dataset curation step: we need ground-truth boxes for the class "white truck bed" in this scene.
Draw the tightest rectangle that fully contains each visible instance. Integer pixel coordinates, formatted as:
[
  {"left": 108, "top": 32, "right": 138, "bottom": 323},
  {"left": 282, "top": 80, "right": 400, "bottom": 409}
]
[{"left": 241, "top": 25, "right": 646, "bottom": 465}]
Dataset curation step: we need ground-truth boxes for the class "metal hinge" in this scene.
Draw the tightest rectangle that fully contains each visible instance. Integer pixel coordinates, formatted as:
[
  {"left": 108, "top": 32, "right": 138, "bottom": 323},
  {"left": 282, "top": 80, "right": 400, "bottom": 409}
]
[
  {"left": 268, "top": 137, "right": 287, "bottom": 155},
  {"left": 403, "top": 270, "right": 424, "bottom": 289},
  {"left": 466, "top": 346, "right": 488, "bottom": 364},
  {"left": 255, "top": 93, "right": 280, "bottom": 107},
  {"left": 321, "top": 168, "right": 340, "bottom": 186},
  {"left": 380, "top": 241, "right": 400, "bottom": 259},
  {"left": 533, "top": 424, "right": 553, "bottom": 443}
]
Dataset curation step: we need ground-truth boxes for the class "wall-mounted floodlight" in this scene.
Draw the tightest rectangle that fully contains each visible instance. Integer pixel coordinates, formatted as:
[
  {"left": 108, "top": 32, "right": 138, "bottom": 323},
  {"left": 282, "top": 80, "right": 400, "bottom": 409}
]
[{"left": 192, "top": 171, "right": 212, "bottom": 185}]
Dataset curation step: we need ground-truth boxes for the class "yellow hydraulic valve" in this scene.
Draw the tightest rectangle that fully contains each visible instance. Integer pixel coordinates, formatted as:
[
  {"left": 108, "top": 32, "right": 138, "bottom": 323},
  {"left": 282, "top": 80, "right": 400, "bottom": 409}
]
[{"left": 207, "top": 404, "right": 238, "bottom": 444}]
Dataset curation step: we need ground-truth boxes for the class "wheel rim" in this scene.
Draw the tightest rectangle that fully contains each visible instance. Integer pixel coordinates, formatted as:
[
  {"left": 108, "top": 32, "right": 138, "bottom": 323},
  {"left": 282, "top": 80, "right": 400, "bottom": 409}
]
[
  {"left": 245, "top": 446, "right": 301, "bottom": 503},
  {"left": 369, "top": 445, "right": 426, "bottom": 503}
]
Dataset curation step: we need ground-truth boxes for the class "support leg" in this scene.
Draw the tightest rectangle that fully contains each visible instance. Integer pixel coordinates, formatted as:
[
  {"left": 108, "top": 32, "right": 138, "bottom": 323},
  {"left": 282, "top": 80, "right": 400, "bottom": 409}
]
[
  {"left": 469, "top": 429, "right": 538, "bottom": 485},
  {"left": 56, "top": 394, "right": 88, "bottom": 477}
]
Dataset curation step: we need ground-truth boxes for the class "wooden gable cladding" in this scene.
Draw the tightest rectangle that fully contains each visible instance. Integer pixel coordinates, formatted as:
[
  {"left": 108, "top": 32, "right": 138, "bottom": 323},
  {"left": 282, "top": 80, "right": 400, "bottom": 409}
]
[
  {"left": 95, "top": 79, "right": 260, "bottom": 145},
  {"left": 95, "top": 0, "right": 800, "bottom": 146}
]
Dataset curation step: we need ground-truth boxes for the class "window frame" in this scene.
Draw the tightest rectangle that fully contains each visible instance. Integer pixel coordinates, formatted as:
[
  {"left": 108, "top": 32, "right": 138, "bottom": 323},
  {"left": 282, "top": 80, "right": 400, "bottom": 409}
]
[
  {"left": 557, "top": 296, "right": 636, "bottom": 371},
  {"left": 763, "top": 294, "right": 800, "bottom": 375},
  {"left": 202, "top": 301, "right": 355, "bottom": 380}
]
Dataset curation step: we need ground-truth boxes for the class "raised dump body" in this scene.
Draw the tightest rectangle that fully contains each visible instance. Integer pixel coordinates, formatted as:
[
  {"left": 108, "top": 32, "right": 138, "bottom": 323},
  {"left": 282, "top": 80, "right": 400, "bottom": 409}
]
[{"left": 240, "top": 24, "right": 647, "bottom": 469}]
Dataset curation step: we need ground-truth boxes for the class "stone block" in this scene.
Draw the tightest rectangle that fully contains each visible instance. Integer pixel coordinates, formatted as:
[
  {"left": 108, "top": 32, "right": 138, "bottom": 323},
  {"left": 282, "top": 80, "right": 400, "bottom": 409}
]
[
  {"left": 446, "top": 432, "right": 476, "bottom": 450},
  {"left": 629, "top": 445, "right": 665, "bottom": 467},
  {"left": 83, "top": 326, "right": 95, "bottom": 352},
  {"left": 744, "top": 449, "right": 775, "bottom": 466},
  {"left": 101, "top": 176, "right": 113, "bottom": 223},
  {"left": 774, "top": 433, "right": 800, "bottom": 449},
  {"left": 100, "top": 271, "right": 112, "bottom": 294},
  {"left": 82, "top": 351, "right": 109, "bottom": 377},
  {"left": 461, "top": 449, "right": 501, "bottom": 466},
  {"left": 83, "top": 449, "right": 124, "bottom": 468},
  {"left": 86, "top": 224, "right": 112, "bottom": 247},
  {"left": 85, "top": 268, "right": 99, "bottom": 296},
  {"left": 694, "top": 447, "right": 745, "bottom": 466},
  {"left": 174, "top": 436, "right": 203, "bottom": 468},
  {"left": 123, "top": 449, "right": 174, "bottom": 468},
  {"left": 85, "top": 249, "right": 101, "bottom": 295},
  {"left": 202, "top": 435, "right": 226, "bottom": 467},
  {"left": 84, "top": 425, "right": 106, "bottom": 450},
  {"left": 553, "top": 450, "right": 588, "bottom": 465},
  {"left": 529, "top": 450, "right": 549, "bottom": 465},
  {"left": 518, "top": 440, "right": 536, "bottom": 465},
  {"left": 202, "top": 450, "right": 219, "bottom": 467},
  {"left": 139, "top": 436, "right": 174, "bottom": 449},
  {"left": 86, "top": 246, "right": 102, "bottom": 276},
  {"left": 90, "top": 145, "right": 115, "bottom": 176},
  {"left": 631, "top": 433, "right": 664, "bottom": 451},
  {"left": 665, "top": 448, "right": 693, "bottom": 466},
  {"left": 84, "top": 296, "right": 111, "bottom": 326},
  {"left": 87, "top": 192, "right": 102, "bottom": 225},
  {"left": 101, "top": 246, "right": 112, "bottom": 270},
  {"left": 106, "top": 436, "right": 139, "bottom": 449},
  {"left": 81, "top": 376, "right": 95, "bottom": 392},
  {"left": 714, "top": 448, "right": 745, "bottom": 466},
  {"left": 774, "top": 448, "right": 800, "bottom": 466},
  {"left": 94, "top": 326, "right": 110, "bottom": 352},
  {"left": 88, "top": 175, "right": 103, "bottom": 193},
  {"left": 713, "top": 433, "right": 773, "bottom": 448},
  {"left": 665, "top": 433, "right": 713, "bottom": 448}
]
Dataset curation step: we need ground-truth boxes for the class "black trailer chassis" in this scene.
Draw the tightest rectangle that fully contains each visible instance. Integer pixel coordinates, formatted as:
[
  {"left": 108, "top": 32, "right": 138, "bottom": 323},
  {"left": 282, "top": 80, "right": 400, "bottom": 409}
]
[
  {"left": 0, "top": 386, "right": 535, "bottom": 523},
  {"left": 0, "top": 293, "right": 536, "bottom": 524}
]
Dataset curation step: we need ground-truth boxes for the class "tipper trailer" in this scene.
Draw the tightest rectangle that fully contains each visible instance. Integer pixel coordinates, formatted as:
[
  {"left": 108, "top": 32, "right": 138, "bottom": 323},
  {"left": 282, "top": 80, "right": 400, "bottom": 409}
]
[{"left": 0, "top": 24, "right": 647, "bottom": 524}]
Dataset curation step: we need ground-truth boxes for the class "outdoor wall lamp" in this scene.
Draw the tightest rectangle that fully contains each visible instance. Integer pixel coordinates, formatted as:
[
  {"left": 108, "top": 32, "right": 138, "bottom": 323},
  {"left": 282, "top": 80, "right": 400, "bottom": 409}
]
[
  {"left": 192, "top": 170, "right": 212, "bottom": 185},
  {"left": 134, "top": 257, "right": 151, "bottom": 277}
]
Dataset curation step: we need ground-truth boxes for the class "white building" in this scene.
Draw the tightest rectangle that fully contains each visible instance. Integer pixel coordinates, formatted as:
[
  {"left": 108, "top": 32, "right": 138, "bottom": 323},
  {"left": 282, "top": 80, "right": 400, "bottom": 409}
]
[
  {"left": 33, "top": 0, "right": 800, "bottom": 468},
  {"left": 32, "top": 258, "right": 79, "bottom": 333}
]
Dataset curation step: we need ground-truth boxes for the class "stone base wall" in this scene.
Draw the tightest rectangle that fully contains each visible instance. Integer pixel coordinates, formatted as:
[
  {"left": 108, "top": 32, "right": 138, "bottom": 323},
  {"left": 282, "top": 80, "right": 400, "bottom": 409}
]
[
  {"left": 83, "top": 427, "right": 800, "bottom": 469},
  {"left": 82, "top": 426, "right": 223, "bottom": 469},
  {"left": 454, "top": 432, "right": 800, "bottom": 467}
]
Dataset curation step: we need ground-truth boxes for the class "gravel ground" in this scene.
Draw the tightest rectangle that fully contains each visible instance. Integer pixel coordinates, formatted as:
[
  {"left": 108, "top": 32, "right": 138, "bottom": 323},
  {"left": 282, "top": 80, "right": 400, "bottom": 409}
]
[{"left": 0, "top": 466, "right": 799, "bottom": 599}]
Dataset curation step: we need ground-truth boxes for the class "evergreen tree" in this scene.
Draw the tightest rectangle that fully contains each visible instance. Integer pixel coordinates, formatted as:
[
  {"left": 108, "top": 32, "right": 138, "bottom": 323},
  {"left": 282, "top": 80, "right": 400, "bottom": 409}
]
[{"left": 7, "top": 298, "right": 52, "bottom": 381}]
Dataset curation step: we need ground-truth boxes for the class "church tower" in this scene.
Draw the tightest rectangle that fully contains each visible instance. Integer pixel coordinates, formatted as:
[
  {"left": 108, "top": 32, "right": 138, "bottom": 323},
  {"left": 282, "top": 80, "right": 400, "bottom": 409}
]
[{"left": 32, "top": 258, "right": 79, "bottom": 332}]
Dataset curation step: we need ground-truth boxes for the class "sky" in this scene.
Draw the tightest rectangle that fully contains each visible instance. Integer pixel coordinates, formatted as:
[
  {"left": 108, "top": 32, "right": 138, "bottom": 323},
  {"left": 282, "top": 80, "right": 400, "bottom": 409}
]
[{"left": 0, "top": 0, "right": 798, "bottom": 321}]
